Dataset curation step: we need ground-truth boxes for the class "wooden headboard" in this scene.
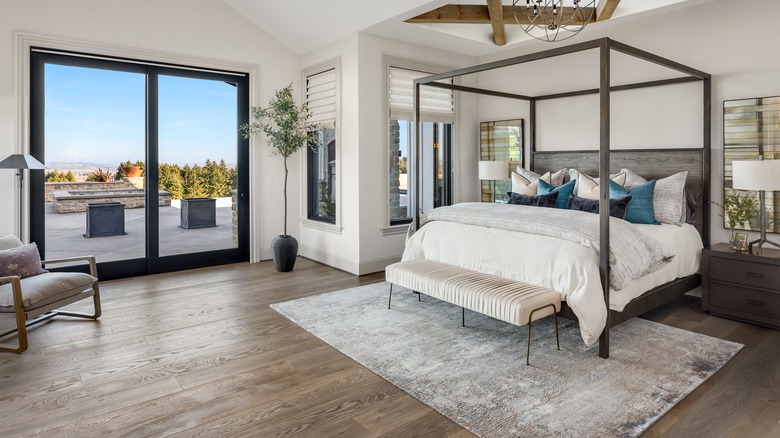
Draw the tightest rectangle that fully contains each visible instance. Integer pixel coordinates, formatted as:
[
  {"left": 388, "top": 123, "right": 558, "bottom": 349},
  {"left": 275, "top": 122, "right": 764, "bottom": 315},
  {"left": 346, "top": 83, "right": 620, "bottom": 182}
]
[{"left": 532, "top": 148, "right": 708, "bottom": 244}]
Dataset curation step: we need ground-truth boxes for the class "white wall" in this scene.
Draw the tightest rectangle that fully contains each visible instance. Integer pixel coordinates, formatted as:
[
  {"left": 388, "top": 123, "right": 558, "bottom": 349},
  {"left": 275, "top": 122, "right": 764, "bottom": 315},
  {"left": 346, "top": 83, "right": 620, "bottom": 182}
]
[
  {"left": 297, "top": 33, "right": 478, "bottom": 275},
  {"left": 474, "top": 0, "right": 780, "bottom": 245},
  {"left": 0, "top": 0, "right": 299, "bottom": 261}
]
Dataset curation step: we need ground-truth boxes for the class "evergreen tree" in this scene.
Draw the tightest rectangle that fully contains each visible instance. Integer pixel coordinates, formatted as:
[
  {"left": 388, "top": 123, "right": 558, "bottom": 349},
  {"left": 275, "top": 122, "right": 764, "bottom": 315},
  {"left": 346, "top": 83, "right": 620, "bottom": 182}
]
[{"left": 158, "top": 163, "right": 184, "bottom": 199}]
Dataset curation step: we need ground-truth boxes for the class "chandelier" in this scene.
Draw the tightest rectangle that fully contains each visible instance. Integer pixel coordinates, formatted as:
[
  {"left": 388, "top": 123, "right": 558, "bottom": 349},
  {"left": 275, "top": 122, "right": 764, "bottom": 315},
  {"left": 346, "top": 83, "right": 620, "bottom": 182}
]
[{"left": 513, "top": 0, "right": 597, "bottom": 43}]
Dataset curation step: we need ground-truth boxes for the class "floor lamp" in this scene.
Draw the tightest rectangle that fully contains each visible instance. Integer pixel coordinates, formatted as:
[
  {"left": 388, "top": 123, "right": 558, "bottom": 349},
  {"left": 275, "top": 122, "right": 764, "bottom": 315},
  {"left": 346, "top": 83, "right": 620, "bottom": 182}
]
[
  {"left": 478, "top": 160, "right": 508, "bottom": 203},
  {"left": 0, "top": 154, "right": 46, "bottom": 241},
  {"left": 731, "top": 158, "right": 780, "bottom": 253}
]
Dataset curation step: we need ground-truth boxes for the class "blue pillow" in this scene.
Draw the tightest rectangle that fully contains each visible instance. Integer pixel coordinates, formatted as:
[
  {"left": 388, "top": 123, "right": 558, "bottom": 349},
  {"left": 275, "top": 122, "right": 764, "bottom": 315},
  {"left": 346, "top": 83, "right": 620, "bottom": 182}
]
[
  {"left": 610, "top": 179, "right": 658, "bottom": 224},
  {"left": 538, "top": 179, "right": 576, "bottom": 209}
]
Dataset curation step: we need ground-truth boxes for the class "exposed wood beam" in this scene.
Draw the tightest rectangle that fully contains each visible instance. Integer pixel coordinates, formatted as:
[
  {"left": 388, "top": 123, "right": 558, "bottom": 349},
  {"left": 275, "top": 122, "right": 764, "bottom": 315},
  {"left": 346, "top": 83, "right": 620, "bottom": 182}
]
[
  {"left": 406, "top": 5, "right": 596, "bottom": 26},
  {"left": 597, "top": 0, "right": 620, "bottom": 21},
  {"left": 486, "top": 0, "right": 506, "bottom": 46}
]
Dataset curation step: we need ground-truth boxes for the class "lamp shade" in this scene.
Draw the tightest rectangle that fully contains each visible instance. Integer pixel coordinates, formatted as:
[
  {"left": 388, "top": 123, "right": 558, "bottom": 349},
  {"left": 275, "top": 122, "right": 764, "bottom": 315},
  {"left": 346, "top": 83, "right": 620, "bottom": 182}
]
[
  {"left": 732, "top": 160, "right": 780, "bottom": 191},
  {"left": 0, "top": 154, "right": 45, "bottom": 170},
  {"left": 478, "top": 160, "right": 508, "bottom": 180}
]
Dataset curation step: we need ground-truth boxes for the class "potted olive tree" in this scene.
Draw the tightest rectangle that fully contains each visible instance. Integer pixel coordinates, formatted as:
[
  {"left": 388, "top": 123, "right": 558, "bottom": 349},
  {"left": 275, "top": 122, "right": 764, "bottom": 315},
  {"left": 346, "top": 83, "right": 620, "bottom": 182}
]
[{"left": 240, "top": 84, "right": 320, "bottom": 272}]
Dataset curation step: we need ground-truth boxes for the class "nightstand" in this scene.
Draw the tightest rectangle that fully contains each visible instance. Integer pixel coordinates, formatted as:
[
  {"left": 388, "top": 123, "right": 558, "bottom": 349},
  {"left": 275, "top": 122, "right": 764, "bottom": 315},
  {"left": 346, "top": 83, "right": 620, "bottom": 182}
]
[{"left": 701, "top": 243, "right": 780, "bottom": 329}]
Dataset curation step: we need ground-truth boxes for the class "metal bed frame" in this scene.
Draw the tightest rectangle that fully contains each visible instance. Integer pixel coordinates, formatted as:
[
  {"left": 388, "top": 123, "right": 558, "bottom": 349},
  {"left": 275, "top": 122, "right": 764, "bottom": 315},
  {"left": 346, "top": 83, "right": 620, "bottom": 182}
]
[{"left": 411, "top": 37, "right": 711, "bottom": 359}]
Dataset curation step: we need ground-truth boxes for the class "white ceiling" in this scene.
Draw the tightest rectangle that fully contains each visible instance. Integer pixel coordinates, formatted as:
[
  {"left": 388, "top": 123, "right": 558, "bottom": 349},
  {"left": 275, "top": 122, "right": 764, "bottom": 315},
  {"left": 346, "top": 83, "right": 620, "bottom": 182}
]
[{"left": 222, "top": 0, "right": 717, "bottom": 57}]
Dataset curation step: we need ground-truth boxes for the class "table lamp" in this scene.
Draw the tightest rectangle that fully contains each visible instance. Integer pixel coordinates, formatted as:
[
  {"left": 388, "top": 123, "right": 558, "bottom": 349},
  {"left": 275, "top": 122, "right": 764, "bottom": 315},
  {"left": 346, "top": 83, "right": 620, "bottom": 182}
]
[
  {"left": 478, "top": 160, "right": 508, "bottom": 203},
  {"left": 0, "top": 154, "right": 46, "bottom": 240},
  {"left": 731, "top": 158, "right": 780, "bottom": 253}
]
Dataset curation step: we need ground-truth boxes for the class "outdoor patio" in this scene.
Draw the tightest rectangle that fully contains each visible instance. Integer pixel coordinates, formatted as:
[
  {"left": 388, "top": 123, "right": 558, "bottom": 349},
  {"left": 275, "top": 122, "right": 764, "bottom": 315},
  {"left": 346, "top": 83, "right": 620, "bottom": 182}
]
[{"left": 44, "top": 199, "right": 235, "bottom": 263}]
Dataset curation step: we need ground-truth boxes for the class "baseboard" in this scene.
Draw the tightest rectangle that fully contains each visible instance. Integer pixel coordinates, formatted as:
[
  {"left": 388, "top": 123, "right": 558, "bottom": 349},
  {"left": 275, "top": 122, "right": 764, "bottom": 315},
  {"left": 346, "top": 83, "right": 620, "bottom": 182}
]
[
  {"left": 358, "top": 255, "right": 401, "bottom": 276},
  {"left": 298, "top": 245, "right": 360, "bottom": 275}
]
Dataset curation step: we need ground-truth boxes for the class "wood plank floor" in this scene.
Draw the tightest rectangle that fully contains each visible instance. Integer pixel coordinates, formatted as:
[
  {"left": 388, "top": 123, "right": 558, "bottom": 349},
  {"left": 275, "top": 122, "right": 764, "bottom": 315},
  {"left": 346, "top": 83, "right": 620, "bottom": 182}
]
[{"left": 0, "top": 258, "right": 777, "bottom": 437}]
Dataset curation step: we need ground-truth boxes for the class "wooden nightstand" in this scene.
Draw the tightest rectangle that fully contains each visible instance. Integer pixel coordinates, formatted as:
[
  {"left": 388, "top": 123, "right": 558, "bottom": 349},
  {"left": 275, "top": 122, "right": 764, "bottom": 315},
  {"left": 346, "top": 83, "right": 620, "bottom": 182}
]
[{"left": 701, "top": 243, "right": 780, "bottom": 329}]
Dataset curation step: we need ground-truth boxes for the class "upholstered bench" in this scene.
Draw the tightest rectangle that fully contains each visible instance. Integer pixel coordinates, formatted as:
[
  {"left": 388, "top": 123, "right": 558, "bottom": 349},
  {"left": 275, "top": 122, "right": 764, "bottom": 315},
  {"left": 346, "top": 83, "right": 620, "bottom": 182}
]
[{"left": 385, "top": 259, "right": 561, "bottom": 365}]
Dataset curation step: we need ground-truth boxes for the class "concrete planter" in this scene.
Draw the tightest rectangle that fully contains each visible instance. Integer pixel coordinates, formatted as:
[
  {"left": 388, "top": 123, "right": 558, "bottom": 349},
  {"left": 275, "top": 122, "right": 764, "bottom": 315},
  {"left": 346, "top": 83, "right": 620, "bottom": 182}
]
[
  {"left": 180, "top": 198, "right": 217, "bottom": 229},
  {"left": 84, "top": 202, "right": 126, "bottom": 238}
]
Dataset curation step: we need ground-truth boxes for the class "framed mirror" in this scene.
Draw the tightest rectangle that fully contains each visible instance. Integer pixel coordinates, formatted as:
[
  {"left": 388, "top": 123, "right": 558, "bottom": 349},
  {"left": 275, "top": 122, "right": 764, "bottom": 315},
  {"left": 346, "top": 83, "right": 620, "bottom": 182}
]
[
  {"left": 723, "top": 96, "right": 780, "bottom": 233},
  {"left": 480, "top": 119, "right": 523, "bottom": 203}
]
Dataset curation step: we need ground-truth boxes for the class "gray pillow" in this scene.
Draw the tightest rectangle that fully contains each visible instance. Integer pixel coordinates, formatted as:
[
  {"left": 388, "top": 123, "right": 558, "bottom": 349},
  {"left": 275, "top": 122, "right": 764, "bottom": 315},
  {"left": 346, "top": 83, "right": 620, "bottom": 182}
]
[
  {"left": 0, "top": 235, "right": 23, "bottom": 251},
  {"left": 0, "top": 243, "right": 48, "bottom": 279},
  {"left": 621, "top": 168, "right": 688, "bottom": 224}
]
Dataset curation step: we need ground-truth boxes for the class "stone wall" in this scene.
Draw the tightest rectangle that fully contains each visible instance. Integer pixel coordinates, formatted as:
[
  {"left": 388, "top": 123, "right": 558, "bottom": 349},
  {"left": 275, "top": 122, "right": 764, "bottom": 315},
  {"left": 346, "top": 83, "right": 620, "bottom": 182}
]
[
  {"left": 231, "top": 190, "right": 238, "bottom": 248},
  {"left": 45, "top": 181, "right": 133, "bottom": 202},
  {"left": 52, "top": 189, "right": 171, "bottom": 213}
]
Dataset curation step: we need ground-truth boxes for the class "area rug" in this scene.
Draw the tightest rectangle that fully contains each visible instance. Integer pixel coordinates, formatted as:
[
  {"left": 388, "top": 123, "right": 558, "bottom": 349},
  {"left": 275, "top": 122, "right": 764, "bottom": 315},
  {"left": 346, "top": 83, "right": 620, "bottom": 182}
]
[{"left": 271, "top": 282, "right": 742, "bottom": 437}]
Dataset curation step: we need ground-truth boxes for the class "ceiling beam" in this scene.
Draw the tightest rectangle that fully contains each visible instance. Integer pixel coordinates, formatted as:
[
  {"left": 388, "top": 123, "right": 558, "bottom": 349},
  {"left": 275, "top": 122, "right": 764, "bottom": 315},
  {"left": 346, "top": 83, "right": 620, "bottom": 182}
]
[
  {"left": 406, "top": 5, "right": 596, "bottom": 26},
  {"left": 597, "top": 0, "right": 620, "bottom": 21},
  {"left": 486, "top": 0, "right": 506, "bottom": 46}
]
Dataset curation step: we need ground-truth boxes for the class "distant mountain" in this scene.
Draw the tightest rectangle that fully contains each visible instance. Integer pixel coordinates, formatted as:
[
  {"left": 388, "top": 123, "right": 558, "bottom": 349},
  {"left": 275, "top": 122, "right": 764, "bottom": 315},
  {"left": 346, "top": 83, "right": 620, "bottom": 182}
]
[{"left": 45, "top": 161, "right": 115, "bottom": 171}]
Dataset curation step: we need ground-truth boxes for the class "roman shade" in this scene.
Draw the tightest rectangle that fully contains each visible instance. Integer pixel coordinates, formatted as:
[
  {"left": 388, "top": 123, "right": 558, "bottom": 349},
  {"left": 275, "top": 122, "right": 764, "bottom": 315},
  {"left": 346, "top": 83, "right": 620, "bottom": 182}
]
[
  {"left": 306, "top": 68, "right": 337, "bottom": 124},
  {"left": 388, "top": 67, "right": 454, "bottom": 123}
]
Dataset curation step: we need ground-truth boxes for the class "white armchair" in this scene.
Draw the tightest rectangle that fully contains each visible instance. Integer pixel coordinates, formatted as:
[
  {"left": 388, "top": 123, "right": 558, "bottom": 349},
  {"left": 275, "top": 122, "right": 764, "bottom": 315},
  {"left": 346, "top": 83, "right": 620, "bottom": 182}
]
[{"left": 0, "top": 235, "right": 101, "bottom": 353}]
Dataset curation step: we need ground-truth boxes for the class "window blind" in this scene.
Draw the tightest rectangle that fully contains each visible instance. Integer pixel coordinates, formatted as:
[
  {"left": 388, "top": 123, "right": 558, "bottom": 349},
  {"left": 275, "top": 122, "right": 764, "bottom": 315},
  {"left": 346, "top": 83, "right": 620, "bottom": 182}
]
[
  {"left": 306, "top": 68, "right": 336, "bottom": 124},
  {"left": 388, "top": 67, "right": 454, "bottom": 123}
]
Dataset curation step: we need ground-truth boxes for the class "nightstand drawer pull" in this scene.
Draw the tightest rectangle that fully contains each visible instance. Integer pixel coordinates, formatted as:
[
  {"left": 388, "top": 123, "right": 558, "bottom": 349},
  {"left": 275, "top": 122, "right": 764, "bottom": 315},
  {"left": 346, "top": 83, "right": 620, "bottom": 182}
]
[
  {"left": 745, "top": 272, "right": 765, "bottom": 278},
  {"left": 745, "top": 299, "right": 765, "bottom": 307}
]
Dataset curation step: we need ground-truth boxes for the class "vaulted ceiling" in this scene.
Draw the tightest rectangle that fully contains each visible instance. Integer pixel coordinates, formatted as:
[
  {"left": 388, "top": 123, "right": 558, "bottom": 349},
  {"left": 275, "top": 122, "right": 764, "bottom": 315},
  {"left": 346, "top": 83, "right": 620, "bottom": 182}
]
[{"left": 222, "top": 0, "right": 718, "bottom": 57}]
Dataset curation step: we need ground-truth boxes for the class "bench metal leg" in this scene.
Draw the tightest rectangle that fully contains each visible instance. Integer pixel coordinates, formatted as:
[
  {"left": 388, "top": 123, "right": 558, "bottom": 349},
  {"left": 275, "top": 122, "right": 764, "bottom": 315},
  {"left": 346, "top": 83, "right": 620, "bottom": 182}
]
[
  {"left": 526, "top": 303, "right": 560, "bottom": 366},
  {"left": 388, "top": 283, "right": 393, "bottom": 309},
  {"left": 462, "top": 307, "right": 465, "bottom": 327}
]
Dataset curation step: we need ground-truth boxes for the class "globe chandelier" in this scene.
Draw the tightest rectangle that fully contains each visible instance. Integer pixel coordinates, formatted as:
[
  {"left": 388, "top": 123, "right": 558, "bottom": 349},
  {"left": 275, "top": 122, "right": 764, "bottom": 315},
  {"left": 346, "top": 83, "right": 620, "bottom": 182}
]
[{"left": 513, "top": 0, "right": 597, "bottom": 42}]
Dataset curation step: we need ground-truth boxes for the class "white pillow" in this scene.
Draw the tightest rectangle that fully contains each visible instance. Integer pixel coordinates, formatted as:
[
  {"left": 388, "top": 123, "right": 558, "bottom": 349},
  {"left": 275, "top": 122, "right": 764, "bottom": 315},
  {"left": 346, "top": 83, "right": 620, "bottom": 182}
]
[
  {"left": 511, "top": 170, "right": 551, "bottom": 195},
  {"left": 569, "top": 170, "right": 627, "bottom": 199},
  {"left": 515, "top": 167, "right": 566, "bottom": 187},
  {"left": 621, "top": 168, "right": 688, "bottom": 224}
]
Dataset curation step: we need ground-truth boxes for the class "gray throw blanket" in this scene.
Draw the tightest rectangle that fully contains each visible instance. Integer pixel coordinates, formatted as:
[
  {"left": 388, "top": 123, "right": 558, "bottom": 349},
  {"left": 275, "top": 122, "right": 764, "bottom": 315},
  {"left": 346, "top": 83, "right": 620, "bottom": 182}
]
[{"left": 420, "top": 203, "right": 674, "bottom": 290}]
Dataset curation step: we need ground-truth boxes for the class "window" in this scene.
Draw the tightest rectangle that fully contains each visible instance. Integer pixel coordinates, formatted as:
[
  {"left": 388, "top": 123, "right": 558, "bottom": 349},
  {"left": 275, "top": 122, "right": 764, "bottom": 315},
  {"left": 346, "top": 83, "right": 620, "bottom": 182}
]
[
  {"left": 388, "top": 65, "right": 454, "bottom": 225},
  {"left": 305, "top": 67, "right": 337, "bottom": 224}
]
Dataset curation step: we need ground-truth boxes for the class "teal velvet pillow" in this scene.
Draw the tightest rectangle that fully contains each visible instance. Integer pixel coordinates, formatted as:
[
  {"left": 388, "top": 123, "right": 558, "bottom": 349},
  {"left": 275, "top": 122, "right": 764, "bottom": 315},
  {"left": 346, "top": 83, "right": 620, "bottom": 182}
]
[
  {"left": 538, "top": 179, "right": 576, "bottom": 209},
  {"left": 610, "top": 179, "right": 659, "bottom": 224}
]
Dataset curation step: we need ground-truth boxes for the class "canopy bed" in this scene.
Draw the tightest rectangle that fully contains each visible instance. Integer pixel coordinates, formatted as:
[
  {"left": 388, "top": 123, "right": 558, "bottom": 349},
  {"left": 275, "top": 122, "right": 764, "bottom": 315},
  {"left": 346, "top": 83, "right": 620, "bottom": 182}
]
[{"left": 408, "top": 38, "right": 711, "bottom": 359}]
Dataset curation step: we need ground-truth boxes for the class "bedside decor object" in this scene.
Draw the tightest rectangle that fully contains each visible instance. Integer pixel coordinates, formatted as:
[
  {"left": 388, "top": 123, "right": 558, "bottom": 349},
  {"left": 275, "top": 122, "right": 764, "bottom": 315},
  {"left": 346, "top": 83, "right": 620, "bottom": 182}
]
[
  {"left": 239, "top": 84, "right": 321, "bottom": 272},
  {"left": 479, "top": 160, "right": 509, "bottom": 203},
  {"left": 0, "top": 154, "right": 46, "bottom": 240},
  {"left": 732, "top": 159, "right": 780, "bottom": 253},
  {"left": 714, "top": 192, "right": 758, "bottom": 248},
  {"left": 733, "top": 232, "right": 748, "bottom": 252},
  {"left": 702, "top": 243, "right": 780, "bottom": 329}
]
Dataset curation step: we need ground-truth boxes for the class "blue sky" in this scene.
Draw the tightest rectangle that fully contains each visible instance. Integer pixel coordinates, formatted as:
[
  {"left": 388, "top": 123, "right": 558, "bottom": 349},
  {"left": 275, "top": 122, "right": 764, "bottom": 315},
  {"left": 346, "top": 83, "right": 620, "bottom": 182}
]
[{"left": 45, "top": 64, "right": 237, "bottom": 167}]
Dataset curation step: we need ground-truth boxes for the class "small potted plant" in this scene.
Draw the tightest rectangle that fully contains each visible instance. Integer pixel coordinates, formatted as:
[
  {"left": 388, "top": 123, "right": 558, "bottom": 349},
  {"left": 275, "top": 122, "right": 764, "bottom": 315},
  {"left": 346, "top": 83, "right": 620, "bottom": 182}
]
[
  {"left": 715, "top": 191, "right": 758, "bottom": 248},
  {"left": 239, "top": 84, "right": 321, "bottom": 272}
]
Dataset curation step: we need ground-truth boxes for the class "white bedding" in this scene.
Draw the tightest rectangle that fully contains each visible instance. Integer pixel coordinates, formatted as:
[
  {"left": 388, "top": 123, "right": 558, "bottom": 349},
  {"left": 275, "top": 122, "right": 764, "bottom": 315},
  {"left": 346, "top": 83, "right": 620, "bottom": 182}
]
[{"left": 402, "top": 220, "right": 702, "bottom": 346}]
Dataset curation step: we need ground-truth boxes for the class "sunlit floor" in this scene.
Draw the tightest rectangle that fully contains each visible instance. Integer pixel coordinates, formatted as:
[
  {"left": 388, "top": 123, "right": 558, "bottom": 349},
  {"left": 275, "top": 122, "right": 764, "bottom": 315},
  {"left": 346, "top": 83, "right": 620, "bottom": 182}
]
[{"left": 43, "top": 202, "right": 235, "bottom": 263}]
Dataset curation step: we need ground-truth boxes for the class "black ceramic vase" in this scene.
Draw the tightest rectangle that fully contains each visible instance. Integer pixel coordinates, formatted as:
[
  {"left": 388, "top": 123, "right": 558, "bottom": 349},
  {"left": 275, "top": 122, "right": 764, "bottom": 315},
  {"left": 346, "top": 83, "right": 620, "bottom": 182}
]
[{"left": 271, "top": 235, "right": 298, "bottom": 272}]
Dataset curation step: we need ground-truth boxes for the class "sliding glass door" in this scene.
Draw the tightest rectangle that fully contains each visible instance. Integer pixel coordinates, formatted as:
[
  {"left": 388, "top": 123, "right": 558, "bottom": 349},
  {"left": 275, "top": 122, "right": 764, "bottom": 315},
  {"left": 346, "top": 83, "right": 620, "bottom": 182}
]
[{"left": 30, "top": 51, "right": 249, "bottom": 280}]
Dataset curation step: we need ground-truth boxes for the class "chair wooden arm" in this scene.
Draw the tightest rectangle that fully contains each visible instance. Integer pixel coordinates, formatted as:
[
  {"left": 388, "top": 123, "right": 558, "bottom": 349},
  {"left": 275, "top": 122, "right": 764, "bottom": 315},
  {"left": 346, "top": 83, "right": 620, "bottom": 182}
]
[
  {"left": 41, "top": 255, "right": 98, "bottom": 277},
  {"left": 0, "top": 275, "right": 27, "bottom": 353}
]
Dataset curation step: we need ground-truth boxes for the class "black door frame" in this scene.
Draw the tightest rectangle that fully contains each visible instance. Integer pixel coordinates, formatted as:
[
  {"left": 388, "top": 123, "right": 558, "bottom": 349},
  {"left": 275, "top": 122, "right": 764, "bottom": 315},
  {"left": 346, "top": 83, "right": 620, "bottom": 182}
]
[{"left": 30, "top": 49, "right": 250, "bottom": 280}]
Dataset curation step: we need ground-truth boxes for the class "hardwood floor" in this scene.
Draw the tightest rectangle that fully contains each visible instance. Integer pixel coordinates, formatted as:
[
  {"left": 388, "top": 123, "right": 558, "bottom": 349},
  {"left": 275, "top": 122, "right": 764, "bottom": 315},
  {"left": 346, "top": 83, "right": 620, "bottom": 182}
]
[{"left": 0, "top": 258, "right": 777, "bottom": 437}]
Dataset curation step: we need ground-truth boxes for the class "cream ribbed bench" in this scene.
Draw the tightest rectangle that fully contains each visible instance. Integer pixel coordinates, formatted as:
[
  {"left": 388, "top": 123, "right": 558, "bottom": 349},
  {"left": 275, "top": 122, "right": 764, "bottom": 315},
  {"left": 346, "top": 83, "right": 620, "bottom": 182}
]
[{"left": 385, "top": 259, "right": 561, "bottom": 365}]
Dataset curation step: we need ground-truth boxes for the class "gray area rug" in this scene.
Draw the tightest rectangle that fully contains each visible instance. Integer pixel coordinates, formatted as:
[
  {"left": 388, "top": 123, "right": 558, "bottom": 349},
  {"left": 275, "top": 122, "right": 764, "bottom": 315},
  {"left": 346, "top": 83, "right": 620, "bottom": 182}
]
[{"left": 271, "top": 282, "right": 743, "bottom": 437}]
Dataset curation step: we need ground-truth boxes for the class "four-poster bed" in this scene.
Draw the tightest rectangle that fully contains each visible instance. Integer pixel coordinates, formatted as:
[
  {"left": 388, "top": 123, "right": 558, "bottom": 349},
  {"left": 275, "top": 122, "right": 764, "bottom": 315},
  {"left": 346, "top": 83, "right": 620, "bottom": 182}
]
[{"left": 408, "top": 38, "right": 711, "bottom": 358}]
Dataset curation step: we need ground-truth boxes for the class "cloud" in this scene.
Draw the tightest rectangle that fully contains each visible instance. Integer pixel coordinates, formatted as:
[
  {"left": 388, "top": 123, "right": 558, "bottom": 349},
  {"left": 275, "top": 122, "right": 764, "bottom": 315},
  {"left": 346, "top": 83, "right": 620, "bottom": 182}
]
[
  {"left": 51, "top": 106, "right": 79, "bottom": 112},
  {"left": 60, "top": 149, "right": 90, "bottom": 159}
]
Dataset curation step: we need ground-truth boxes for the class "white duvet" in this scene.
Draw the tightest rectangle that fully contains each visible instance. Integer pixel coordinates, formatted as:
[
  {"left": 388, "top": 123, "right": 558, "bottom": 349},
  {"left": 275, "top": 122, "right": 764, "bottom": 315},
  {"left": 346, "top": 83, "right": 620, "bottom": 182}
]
[{"left": 402, "top": 221, "right": 702, "bottom": 346}]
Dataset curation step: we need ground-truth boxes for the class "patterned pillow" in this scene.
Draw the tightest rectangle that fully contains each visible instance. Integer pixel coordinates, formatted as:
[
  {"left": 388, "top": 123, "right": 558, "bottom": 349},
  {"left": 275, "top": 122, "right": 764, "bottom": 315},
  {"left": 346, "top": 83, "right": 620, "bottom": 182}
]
[
  {"left": 621, "top": 168, "right": 688, "bottom": 224},
  {"left": 515, "top": 167, "right": 567, "bottom": 187},
  {"left": 507, "top": 191, "right": 559, "bottom": 208},
  {"left": 573, "top": 171, "right": 627, "bottom": 200},
  {"left": 0, "top": 243, "right": 48, "bottom": 279},
  {"left": 537, "top": 179, "right": 576, "bottom": 210},
  {"left": 611, "top": 179, "right": 659, "bottom": 225},
  {"left": 567, "top": 195, "right": 633, "bottom": 219},
  {"left": 511, "top": 170, "right": 551, "bottom": 195}
]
